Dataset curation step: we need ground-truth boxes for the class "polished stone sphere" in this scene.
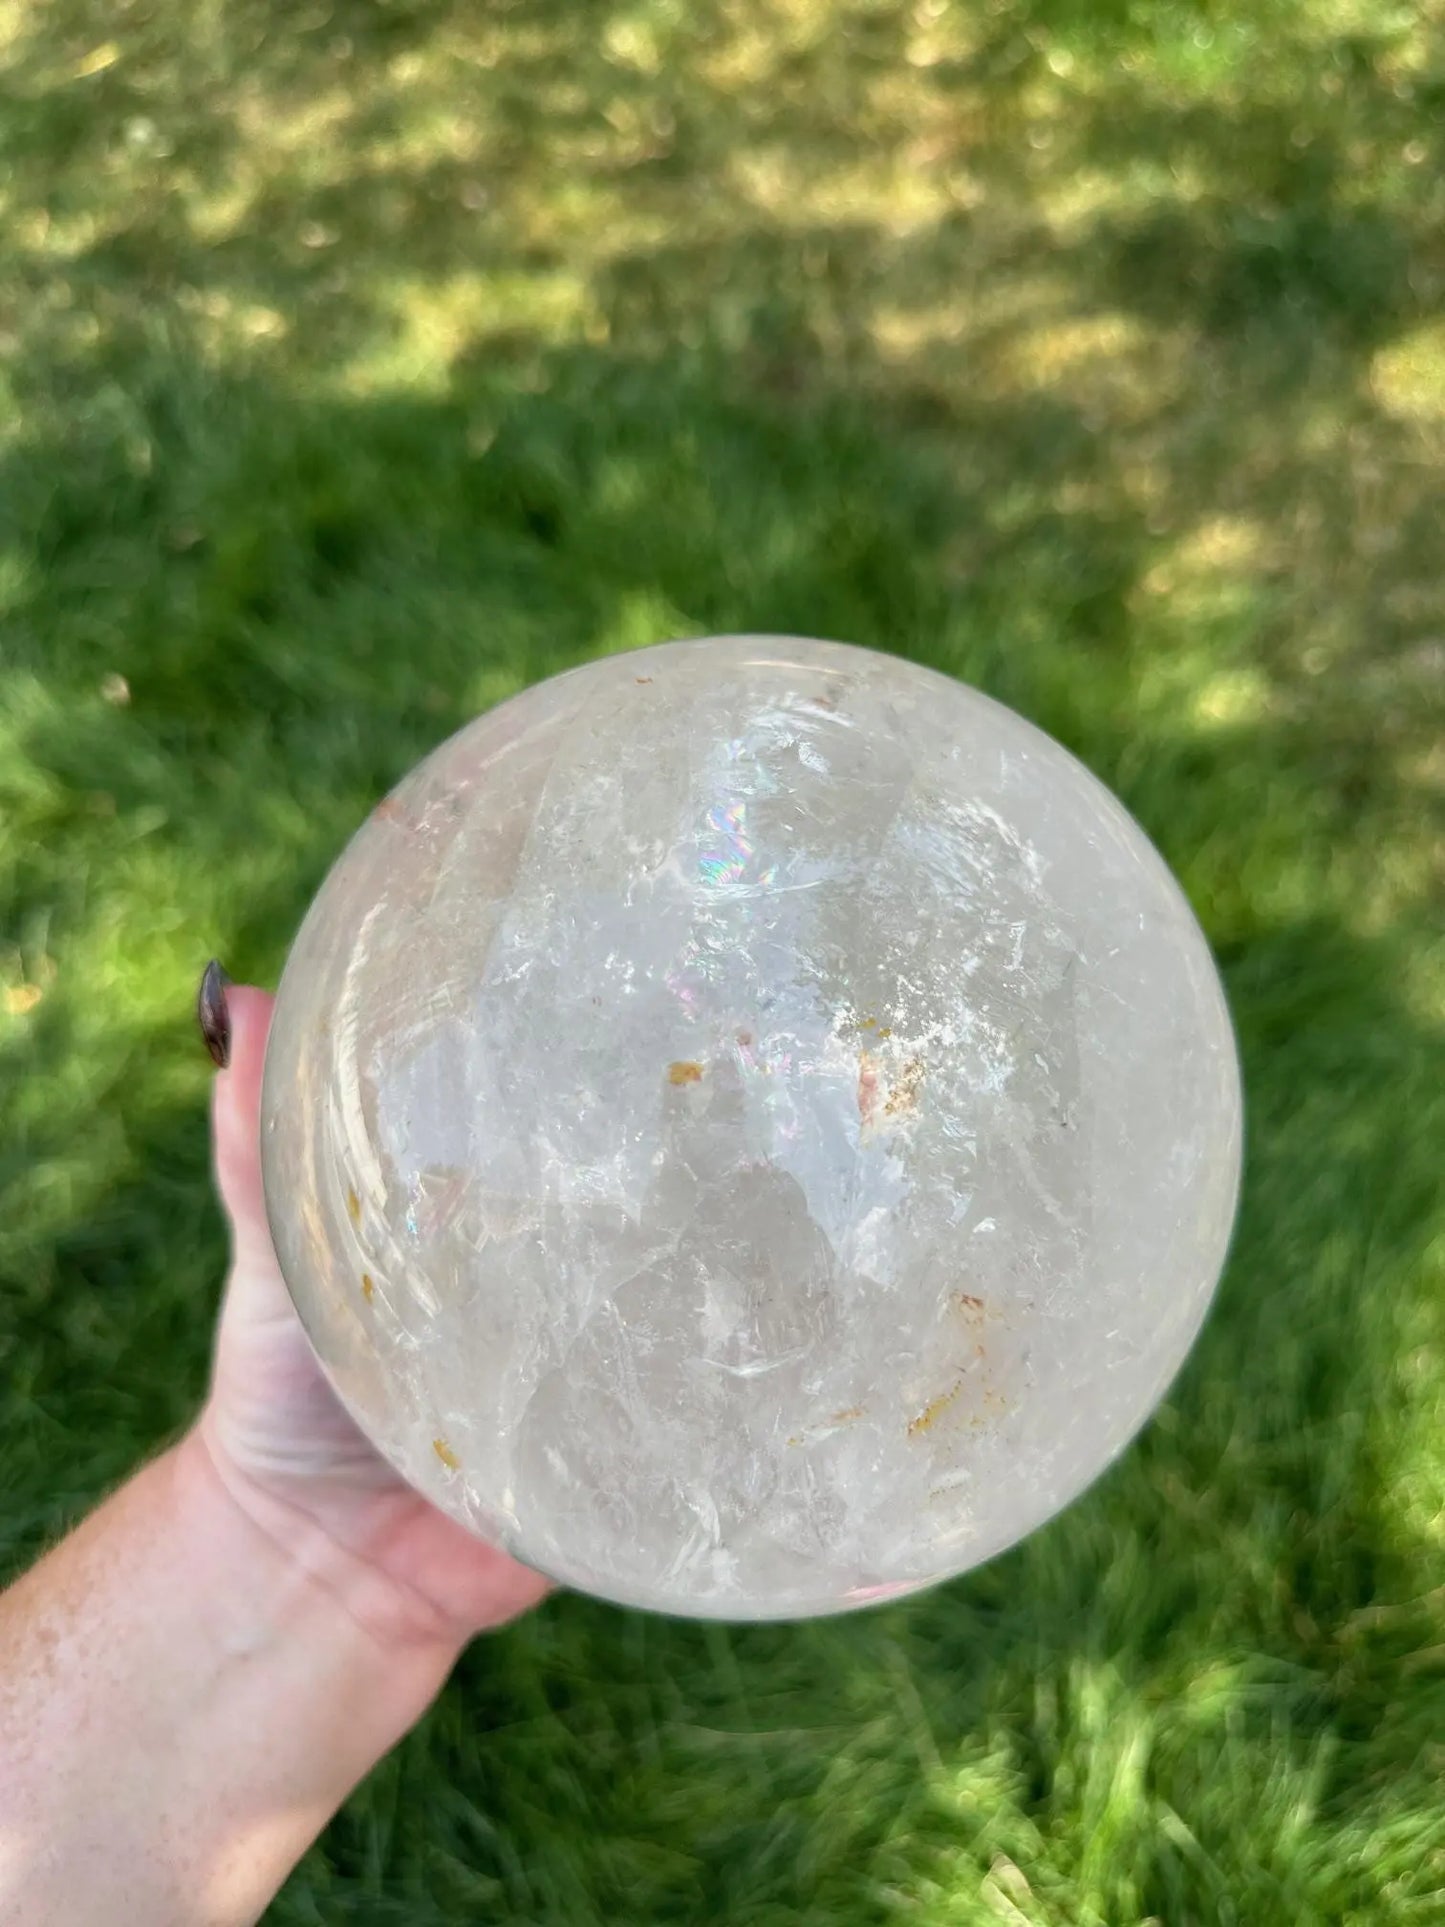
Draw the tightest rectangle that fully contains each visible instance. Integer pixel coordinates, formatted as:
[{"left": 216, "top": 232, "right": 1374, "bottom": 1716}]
[{"left": 261, "top": 636, "right": 1242, "bottom": 1617}]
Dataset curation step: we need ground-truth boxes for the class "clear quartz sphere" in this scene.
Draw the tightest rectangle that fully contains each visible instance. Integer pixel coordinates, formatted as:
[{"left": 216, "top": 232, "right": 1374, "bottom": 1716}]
[{"left": 261, "top": 636, "right": 1242, "bottom": 1618}]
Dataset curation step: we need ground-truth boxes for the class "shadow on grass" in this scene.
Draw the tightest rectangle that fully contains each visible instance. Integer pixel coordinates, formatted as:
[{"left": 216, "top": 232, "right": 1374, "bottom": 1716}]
[{"left": 1, "top": 0, "right": 1443, "bottom": 1920}]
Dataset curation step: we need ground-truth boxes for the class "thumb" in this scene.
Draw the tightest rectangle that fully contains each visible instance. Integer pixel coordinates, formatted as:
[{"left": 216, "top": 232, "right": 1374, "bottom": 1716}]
[
  {"left": 202, "top": 976, "right": 388, "bottom": 1491},
  {"left": 208, "top": 977, "right": 282, "bottom": 1279}
]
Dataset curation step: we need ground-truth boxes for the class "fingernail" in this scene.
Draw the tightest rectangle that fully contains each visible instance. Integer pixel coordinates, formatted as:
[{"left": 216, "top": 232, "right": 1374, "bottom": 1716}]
[{"left": 198, "top": 960, "right": 233, "bottom": 1068}]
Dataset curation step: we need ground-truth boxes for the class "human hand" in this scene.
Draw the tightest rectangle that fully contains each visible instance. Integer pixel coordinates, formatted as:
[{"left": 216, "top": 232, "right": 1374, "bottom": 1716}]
[
  {"left": 191, "top": 968, "right": 550, "bottom": 1653},
  {"left": 0, "top": 970, "right": 550, "bottom": 1927}
]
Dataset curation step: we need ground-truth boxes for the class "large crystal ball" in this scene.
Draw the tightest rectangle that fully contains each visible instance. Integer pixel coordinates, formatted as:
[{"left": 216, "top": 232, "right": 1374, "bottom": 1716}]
[{"left": 261, "top": 636, "right": 1241, "bottom": 1618}]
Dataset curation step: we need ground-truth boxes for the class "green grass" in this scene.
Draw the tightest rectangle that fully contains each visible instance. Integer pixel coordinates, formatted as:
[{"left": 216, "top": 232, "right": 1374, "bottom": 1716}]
[{"left": 2, "top": 0, "right": 1444, "bottom": 1919}]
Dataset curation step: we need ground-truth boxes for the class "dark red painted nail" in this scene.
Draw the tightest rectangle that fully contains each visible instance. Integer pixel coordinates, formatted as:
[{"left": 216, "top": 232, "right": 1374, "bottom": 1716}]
[{"left": 197, "top": 960, "right": 233, "bottom": 1068}]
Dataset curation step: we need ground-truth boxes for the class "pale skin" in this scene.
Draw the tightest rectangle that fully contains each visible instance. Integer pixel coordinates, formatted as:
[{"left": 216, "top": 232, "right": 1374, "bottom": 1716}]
[{"left": 0, "top": 985, "right": 550, "bottom": 1926}]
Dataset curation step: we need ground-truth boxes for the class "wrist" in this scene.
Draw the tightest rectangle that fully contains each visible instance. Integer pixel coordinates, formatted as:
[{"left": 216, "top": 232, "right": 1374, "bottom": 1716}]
[
  {"left": 177, "top": 1420, "right": 467, "bottom": 1680},
  {"left": 0, "top": 1434, "right": 464, "bottom": 1927}
]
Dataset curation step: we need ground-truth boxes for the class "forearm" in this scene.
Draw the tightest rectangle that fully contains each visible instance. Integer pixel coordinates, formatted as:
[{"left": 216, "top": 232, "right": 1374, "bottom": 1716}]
[{"left": 0, "top": 1434, "right": 462, "bottom": 1927}]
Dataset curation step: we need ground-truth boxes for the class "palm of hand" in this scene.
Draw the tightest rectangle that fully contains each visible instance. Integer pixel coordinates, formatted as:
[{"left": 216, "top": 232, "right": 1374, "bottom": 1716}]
[{"left": 201, "top": 987, "right": 549, "bottom": 1649}]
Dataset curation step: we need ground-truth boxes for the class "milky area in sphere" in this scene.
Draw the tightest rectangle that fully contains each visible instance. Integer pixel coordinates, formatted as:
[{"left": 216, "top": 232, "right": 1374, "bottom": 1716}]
[{"left": 261, "top": 636, "right": 1242, "bottom": 1618}]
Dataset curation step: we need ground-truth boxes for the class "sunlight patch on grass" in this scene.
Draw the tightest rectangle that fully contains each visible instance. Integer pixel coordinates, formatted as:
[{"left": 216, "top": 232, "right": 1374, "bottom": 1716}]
[
  {"left": 1192, "top": 665, "right": 1275, "bottom": 729},
  {"left": 727, "top": 149, "right": 956, "bottom": 236},
  {"left": 601, "top": 13, "right": 672, "bottom": 77},
  {"left": 229, "top": 78, "right": 361, "bottom": 173},
  {"left": 1139, "top": 517, "right": 1275, "bottom": 624},
  {"left": 1001, "top": 311, "right": 1157, "bottom": 382},
  {"left": 1174, "top": 515, "right": 1273, "bottom": 575},
  {"left": 1041, "top": 157, "right": 1221, "bottom": 233},
  {"left": 331, "top": 269, "right": 596, "bottom": 396},
  {"left": 592, "top": 587, "right": 694, "bottom": 662},
  {"left": 177, "top": 286, "right": 290, "bottom": 358},
  {"left": 1396, "top": 741, "right": 1445, "bottom": 799},
  {"left": 871, "top": 270, "right": 1079, "bottom": 367},
  {"left": 1371, "top": 321, "right": 1445, "bottom": 423},
  {"left": 461, "top": 666, "right": 528, "bottom": 715},
  {"left": 697, "top": 8, "right": 827, "bottom": 90},
  {"left": 868, "top": 299, "right": 970, "bottom": 360}
]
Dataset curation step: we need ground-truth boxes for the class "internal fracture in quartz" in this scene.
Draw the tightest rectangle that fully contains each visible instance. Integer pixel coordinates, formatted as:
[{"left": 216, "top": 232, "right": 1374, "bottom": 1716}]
[{"left": 261, "top": 636, "right": 1242, "bottom": 1618}]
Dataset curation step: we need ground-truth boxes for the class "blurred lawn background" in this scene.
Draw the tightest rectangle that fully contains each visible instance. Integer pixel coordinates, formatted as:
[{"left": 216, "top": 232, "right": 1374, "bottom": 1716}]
[{"left": 2, "top": 0, "right": 1444, "bottom": 1919}]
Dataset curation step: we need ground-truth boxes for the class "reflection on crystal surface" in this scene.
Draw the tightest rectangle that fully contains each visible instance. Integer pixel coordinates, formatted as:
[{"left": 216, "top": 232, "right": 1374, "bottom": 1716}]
[{"left": 261, "top": 636, "right": 1242, "bottom": 1618}]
